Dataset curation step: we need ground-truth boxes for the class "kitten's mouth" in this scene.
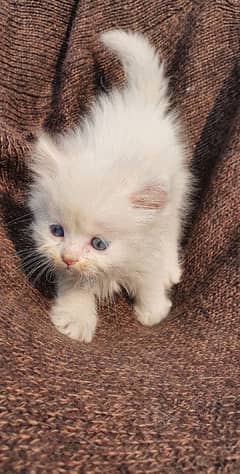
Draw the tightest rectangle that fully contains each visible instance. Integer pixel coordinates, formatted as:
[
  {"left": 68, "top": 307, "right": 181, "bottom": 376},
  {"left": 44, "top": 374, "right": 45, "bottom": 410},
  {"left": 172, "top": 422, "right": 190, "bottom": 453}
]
[{"left": 63, "top": 260, "right": 92, "bottom": 274}]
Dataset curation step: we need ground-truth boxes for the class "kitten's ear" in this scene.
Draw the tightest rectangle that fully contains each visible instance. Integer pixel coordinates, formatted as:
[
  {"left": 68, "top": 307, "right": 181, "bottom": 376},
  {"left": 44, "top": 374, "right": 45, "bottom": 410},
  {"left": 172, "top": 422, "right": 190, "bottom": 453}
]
[
  {"left": 30, "top": 133, "right": 58, "bottom": 178},
  {"left": 130, "top": 183, "right": 167, "bottom": 209}
]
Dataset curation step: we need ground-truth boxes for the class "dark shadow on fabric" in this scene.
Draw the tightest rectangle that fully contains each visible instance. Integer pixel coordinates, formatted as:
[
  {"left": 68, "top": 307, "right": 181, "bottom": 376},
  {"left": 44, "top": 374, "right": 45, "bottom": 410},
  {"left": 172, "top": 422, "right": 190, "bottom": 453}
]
[
  {"left": 182, "top": 61, "right": 240, "bottom": 246},
  {"left": 0, "top": 132, "right": 34, "bottom": 191},
  {"left": 44, "top": 0, "right": 80, "bottom": 130},
  {"left": 0, "top": 160, "right": 29, "bottom": 193},
  {"left": 168, "top": 2, "right": 202, "bottom": 96},
  {"left": 1, "top": 194, "right": 56, "bottom": 299},
  {"left": 92, "top": 53, "right": 110, "bottom": 95}
]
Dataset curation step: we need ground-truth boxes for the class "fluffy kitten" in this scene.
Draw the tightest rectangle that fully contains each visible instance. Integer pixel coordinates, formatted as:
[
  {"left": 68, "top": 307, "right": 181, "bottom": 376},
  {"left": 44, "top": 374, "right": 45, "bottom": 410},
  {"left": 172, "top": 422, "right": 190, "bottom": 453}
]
[{"left": 28, "top": 30, "right": 190, "bottom": 343}]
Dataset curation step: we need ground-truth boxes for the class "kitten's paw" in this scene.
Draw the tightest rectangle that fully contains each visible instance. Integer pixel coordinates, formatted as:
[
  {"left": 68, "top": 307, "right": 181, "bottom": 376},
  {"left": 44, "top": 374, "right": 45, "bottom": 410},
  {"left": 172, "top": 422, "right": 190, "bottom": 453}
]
[
  {"left": 135, "top": 297, "right": 172, "bottom": 327},
  {"left": 164, "top": 265, "right": 182, "bottom": 290},
  {"left": 170, "top": 264, "right": 182, "bottom": 285},
  {"left": 50, "top": 305, "right": 97, "bottom": 343}
]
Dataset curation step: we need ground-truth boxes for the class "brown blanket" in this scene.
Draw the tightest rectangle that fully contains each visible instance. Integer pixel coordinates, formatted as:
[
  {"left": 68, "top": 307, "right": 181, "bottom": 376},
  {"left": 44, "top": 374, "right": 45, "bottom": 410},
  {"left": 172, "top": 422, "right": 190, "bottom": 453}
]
[{"left": 0, "top": 1, "right": 239, "bottom": 472}]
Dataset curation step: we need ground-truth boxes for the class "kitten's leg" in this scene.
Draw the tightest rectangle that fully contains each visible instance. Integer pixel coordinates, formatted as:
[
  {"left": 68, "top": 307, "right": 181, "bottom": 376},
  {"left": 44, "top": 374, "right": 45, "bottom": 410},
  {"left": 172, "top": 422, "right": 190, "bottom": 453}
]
[
  {"left": 50, "top": 284, "right": 97, "bottom": 343},
  {"left": 163, "top": 241, "right": 182, "bottom": 290},
  {"left": 163, "top": 213, "right": 182, "bottom": 290},
  {"left": 134, "top": 272, "right": 172, "bottom": 327}
]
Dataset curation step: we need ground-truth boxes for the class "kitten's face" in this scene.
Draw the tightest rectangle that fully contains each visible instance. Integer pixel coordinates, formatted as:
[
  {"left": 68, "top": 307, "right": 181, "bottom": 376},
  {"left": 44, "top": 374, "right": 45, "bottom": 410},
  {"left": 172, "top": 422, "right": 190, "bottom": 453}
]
[
  {"left": 32, "top": 213, "right": 131, "bottom": 278},
  {"left": 30, "top": 174, "right": 147, "bottom": 280}
]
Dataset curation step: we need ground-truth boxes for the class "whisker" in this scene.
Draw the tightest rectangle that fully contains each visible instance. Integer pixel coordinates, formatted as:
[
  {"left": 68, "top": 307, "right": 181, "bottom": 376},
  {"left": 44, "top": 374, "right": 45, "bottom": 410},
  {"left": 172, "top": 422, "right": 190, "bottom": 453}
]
[
  {"left": 19, "top": 250, "right": 41, "bottom": 260},
  {"left": 45, "top": 266, "right": 56, "bottom": 283},
  {"left": 22, "top": 259, "right": 47, "bottom": 274},
  {"left": 25, "top": 259, "right": 50, "bottom": 281},
  {"left": 6, "top": 251, "right": 34, "bottom": 262},
  {"left": 6, "top": 212, "right": 33, "bottom": 226},
  {"left": 31, "top": 263, "right": 52, "bottom": 287},
  {"left": 20, "top": 253, "right": 46, "bottom": 267},
  {"left": 17, "top": 247, "right": 37, "bottom": 255}
]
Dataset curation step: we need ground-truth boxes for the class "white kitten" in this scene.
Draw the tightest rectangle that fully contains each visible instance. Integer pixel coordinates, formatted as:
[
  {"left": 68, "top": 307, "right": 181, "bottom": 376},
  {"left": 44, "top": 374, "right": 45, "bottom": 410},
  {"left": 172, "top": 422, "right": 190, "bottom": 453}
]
[{"left": 28, "top": 30, "right": 191, "bottom": 343}]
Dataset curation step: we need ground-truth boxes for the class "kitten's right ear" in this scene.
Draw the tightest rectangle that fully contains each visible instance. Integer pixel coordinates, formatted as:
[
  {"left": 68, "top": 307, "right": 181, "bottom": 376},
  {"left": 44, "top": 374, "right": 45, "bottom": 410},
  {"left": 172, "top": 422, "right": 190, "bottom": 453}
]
[
  {"left": 30, "top": 133, "right": 58, "bottom": 178},
  {"left": 130, "top": 183, "right": 167, "bottom": 210}
]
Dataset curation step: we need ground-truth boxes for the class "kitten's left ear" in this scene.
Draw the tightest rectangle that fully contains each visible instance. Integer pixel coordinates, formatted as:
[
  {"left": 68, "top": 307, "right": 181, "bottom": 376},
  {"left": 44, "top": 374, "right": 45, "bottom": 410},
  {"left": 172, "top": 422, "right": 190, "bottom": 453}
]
[
  {"left": 31, "top": 133, "right": 59, "bottom": 178},
  {"left": 130, "top": 183, "right": 167, "bottom": 209}
]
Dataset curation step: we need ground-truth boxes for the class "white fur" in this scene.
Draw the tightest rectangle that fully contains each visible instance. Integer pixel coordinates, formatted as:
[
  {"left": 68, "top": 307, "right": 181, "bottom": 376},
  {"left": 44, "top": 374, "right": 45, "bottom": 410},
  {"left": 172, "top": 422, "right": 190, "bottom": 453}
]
[{"left": 28, "top": 30, "right": 191, "bottom": 342}]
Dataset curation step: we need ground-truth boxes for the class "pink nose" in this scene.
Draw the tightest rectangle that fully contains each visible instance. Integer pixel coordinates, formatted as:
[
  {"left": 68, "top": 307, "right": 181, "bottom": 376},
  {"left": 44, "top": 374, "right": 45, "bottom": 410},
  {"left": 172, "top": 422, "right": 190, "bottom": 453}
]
[{"left": 62, "top": 256, "right": 78, "bottom": 266}]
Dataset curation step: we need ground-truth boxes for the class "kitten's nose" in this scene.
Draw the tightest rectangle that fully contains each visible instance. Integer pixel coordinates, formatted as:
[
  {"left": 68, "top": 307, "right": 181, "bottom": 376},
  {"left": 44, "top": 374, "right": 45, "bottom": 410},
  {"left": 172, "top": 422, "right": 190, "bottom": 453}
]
[{"left": 62, "top": 255, "right": 78, "bottom": 267}]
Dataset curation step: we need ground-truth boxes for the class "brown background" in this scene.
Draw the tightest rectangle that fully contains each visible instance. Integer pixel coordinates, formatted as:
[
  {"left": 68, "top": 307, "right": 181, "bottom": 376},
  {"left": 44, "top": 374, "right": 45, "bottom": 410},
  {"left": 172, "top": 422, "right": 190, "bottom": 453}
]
[{"left": 0, "top": 1, "right": 240, "bottom": 472}]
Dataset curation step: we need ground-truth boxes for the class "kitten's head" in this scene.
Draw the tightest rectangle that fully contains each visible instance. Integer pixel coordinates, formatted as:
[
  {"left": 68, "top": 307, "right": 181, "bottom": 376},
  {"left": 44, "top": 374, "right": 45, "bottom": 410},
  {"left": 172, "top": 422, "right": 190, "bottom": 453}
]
[{"left": 28, "top": 132, "right": 167, "bottom": 281}]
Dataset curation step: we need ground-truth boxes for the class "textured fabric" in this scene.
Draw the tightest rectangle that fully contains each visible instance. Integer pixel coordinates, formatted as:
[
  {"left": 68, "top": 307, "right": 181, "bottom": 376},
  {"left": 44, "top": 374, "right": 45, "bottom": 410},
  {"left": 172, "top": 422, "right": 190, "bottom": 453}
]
[{"left": 0, "top": 1, "right": 240, "bottom": 472}]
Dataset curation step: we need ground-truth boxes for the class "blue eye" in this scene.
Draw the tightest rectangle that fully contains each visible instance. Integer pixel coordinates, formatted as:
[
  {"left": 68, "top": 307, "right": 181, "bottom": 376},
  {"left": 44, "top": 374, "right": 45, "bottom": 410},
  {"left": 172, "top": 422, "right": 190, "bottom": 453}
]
[
  {"left": 50, "top": 224, "right": 64, "bottom": 237},
  {"left": 91, "top": 236, "right": 109, "bottom": 251}
]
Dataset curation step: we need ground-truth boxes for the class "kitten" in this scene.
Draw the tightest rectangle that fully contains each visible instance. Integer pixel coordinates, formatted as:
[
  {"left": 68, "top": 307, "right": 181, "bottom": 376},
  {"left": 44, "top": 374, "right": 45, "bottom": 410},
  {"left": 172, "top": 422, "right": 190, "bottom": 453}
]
[{"left": 28, "top": 30, "right": 191, "bottom": 343}]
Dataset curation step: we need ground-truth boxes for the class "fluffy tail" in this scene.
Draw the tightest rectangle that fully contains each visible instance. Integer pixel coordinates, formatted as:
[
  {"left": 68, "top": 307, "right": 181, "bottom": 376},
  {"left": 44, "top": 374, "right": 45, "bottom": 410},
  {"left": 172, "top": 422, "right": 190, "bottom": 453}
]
[{"left": 101, "top": 29, "right": 167, "bottom": 102}]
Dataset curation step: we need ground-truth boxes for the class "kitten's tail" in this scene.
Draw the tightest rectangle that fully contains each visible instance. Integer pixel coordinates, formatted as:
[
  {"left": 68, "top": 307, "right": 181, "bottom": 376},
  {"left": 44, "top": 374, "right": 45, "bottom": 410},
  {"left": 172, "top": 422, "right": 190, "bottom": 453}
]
[{"left": 101, "top": 29, "right": 167, "bottom": 103}]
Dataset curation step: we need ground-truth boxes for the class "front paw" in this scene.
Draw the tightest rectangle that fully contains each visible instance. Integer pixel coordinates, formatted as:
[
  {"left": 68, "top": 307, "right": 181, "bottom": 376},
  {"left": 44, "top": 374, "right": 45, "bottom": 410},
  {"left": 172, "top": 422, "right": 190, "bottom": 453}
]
[
  {"left": 164, "top": 264, "right": 182, "bottom": 290},
  {"left": 50, "top": 303, "right": 97, "bottom": 343},
  {"left": 134, "top": 297, "right": 172, "bottom": 327}
]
